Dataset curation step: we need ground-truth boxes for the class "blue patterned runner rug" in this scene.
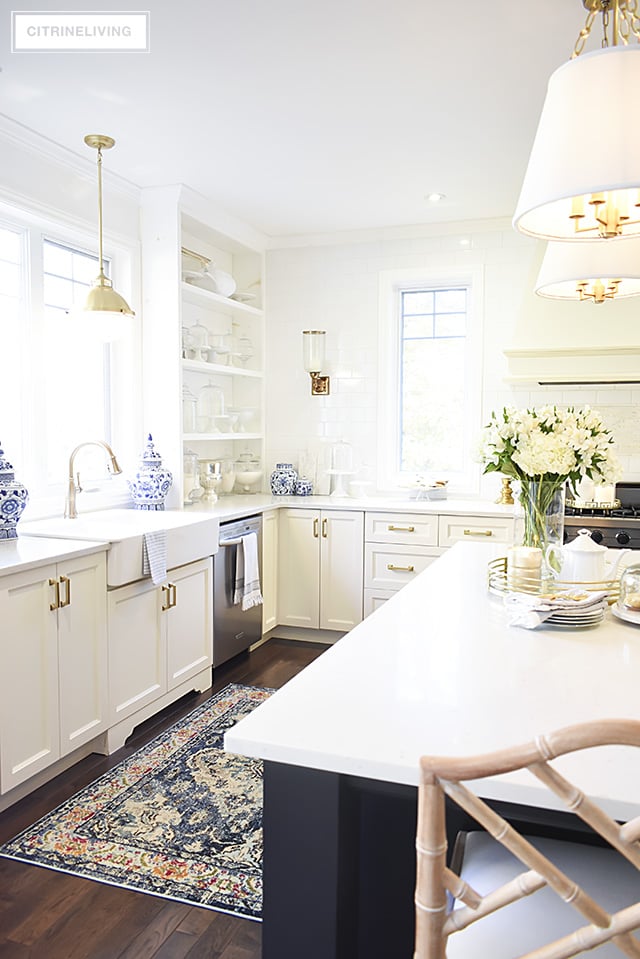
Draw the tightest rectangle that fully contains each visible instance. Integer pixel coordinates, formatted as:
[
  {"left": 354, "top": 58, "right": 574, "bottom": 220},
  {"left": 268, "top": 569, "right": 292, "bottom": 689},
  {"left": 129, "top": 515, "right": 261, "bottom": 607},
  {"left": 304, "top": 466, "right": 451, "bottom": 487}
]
[{"left": 0, "top": 683, "right": 271, "bottom": 919}]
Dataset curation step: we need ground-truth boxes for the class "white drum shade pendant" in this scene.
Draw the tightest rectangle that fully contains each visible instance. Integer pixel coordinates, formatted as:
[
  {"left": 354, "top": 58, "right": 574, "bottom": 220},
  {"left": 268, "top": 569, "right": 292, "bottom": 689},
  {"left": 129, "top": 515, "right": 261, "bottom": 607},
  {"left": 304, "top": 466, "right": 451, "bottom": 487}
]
[
  {"left": 514, "top": 45, "right": 640, "bottom": 242},
  {"left": 536, "top": 238, "right": 640, "bottom": 302}
]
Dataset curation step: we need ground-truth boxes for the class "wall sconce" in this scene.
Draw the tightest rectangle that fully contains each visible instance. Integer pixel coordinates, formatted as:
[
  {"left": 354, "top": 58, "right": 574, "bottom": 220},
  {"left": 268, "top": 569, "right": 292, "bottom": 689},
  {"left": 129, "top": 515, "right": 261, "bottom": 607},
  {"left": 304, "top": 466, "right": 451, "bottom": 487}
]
[{"left": 302, "top": 330, "right": 330, "bottom": 395}]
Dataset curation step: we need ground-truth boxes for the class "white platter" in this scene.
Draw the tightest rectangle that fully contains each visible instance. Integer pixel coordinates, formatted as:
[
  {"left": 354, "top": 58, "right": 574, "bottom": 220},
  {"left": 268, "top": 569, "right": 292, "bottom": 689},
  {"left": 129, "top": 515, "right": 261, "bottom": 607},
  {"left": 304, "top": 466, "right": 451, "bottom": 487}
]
[{"left": 611, "top": 603, "right": 640, "bottom": 626}]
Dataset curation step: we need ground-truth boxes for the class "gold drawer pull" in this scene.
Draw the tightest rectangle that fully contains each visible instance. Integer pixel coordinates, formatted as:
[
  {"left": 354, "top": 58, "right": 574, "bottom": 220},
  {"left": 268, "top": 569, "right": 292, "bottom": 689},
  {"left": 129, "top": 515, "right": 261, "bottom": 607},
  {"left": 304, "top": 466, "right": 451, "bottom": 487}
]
[
  {"left": 162, "top": 583, "right": 177, "bottom": 611},
  {"left": 387, "top": 563, "right": 415, "bottom": 572},
  {"left": 388, "top": 525, "right": 415, "bottom": 533},
  {"left": 313, "top": 518, "right": 319, "bottom": 538},
  {"left": 59, "top": 575, "right": 71, "bottom": 608},
  {"left": 463, "top": 528, "right": 493, "bottom": 537},
  {"left": 49, "top": 577, "right": 60, "bottom": 611}
]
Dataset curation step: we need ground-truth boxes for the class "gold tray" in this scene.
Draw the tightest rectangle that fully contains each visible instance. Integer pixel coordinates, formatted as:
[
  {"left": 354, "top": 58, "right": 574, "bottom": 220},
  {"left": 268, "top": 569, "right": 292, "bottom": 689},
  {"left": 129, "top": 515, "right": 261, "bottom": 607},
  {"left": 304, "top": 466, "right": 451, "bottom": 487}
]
[{"left": 487, "top": 556, "right": 620, "bottom": 603}]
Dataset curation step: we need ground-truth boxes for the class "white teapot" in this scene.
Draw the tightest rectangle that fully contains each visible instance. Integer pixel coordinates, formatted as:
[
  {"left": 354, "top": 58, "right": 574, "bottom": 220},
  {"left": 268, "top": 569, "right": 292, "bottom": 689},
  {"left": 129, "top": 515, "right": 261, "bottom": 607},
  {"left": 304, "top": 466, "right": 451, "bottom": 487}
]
[{"left": 546, "top": 529, "right": 630, "bottom": 582}]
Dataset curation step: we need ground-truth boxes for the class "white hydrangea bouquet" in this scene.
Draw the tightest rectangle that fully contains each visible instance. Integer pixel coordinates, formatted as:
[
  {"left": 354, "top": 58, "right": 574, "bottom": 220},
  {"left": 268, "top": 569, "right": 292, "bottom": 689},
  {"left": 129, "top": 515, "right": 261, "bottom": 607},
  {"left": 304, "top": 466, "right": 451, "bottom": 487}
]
[{"left": 478, "top": 405, "right": 621, "bottom": 553}]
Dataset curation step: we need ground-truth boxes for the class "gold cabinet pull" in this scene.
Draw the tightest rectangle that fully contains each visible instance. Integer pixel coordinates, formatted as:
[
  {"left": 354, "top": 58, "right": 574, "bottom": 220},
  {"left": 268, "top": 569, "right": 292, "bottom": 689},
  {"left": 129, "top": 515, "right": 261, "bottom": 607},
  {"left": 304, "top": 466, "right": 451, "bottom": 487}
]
[
  {"left": 388, "top": 525, "right": 415, "bottom": 533},
  {"left": 170, "top": 583, "right": 177, "bottom": 608},
  {"left": 463, "top": 529, "right": 493, "bottom": 537},
  {"left": 387, "top": 563, "right": 415, "bottom": 572},
  {"left": 161, "top": 584, "right": 172, "bottom": 611},
  {"left": 322, "top": 518, "right": 328, "bottom": 538},
  {"left": 49, "top": 577, "right": 60, "bottom": 611},
  {"left": 59, "top": 575, "right": 71, "bottom": 608},
  {"left": 313, "top": 517, "right": 319, "bottom": 538}
]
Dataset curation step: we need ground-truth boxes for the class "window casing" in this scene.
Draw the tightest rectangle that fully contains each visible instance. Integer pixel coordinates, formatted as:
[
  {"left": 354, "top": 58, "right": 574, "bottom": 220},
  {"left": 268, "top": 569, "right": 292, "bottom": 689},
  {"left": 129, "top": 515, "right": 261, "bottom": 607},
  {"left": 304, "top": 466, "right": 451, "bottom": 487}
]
[
  {"left": 377, "top": 264, "right": 484, "bottom": 494},
  {"left": 0, "top": 199, "right": 139, "bottom": 518}
]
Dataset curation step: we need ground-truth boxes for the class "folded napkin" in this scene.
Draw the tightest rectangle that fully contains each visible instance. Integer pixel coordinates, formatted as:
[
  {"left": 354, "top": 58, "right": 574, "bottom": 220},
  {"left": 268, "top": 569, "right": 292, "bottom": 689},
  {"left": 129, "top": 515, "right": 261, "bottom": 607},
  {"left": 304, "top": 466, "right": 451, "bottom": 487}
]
[
  {"left": 142, "top": 530, "right": 168, "bottom": 585},
  {"left": 504, "top": 589, "right": 609, "bottom": 630},
  {"left": 233, "top": 532, "right": 263, "bottom": 611}
]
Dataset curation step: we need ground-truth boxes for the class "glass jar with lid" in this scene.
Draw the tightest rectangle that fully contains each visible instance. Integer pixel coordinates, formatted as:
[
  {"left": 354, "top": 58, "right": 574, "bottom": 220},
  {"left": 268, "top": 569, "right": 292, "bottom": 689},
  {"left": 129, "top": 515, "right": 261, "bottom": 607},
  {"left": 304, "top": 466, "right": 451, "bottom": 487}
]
[
  {"left": 190, "top": 321, "right": 210, "bottom": 362},
  {"left": 619, "top": 564, "right": 640, "bottom": 611},
  {"left": 234, "top": 452, "right": 262, "bottom": 493},
  {"left": 183, "top": 449, "right": 202, "bottom": 505},
  {"left": 197, "top": 380, "right": 225, "bottom": 433},
  {"left": 182, "top": 385, "right": 197, "bottom": 433}
]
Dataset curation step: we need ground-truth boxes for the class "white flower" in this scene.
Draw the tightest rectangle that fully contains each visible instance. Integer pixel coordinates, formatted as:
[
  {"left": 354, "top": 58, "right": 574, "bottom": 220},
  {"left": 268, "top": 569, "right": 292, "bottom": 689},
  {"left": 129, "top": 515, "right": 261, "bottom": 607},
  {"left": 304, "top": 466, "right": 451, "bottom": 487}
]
[{"left": 477, "top": 404, "right": 621, "bottom": 489}]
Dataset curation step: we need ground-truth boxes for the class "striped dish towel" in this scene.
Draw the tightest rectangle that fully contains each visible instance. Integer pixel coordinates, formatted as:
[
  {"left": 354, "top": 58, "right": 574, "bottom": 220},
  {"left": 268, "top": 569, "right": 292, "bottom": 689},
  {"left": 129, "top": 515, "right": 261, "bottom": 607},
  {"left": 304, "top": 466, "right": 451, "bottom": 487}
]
[
  {"left": 233, "top": 532, "right": 263, "bottom": 611},
  {"left": 142, "top": 530, "right": 168, "bottom": 585}
]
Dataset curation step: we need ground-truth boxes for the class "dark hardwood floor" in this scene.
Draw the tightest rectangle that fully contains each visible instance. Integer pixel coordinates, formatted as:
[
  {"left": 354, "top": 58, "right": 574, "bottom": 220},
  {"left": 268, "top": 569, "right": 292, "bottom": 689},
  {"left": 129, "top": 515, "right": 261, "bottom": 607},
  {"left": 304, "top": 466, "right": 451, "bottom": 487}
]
[{"left": 0, "top": 638, "right": 329, "bottom": 959}]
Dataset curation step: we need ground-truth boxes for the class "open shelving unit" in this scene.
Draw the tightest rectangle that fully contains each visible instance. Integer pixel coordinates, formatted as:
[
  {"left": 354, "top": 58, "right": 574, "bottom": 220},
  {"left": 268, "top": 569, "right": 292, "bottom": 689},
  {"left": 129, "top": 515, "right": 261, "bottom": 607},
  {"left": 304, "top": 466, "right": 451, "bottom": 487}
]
[{"left": 140, "top": 185, "right": 268, "bottom": 507}]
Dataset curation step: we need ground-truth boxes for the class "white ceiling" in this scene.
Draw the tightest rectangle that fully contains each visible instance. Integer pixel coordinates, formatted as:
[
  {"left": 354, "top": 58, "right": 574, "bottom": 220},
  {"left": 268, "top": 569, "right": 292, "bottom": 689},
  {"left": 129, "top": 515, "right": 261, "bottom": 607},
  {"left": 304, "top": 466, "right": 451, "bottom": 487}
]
[{"left": 0, "top": 1, "right": 589, "bottom": 239}]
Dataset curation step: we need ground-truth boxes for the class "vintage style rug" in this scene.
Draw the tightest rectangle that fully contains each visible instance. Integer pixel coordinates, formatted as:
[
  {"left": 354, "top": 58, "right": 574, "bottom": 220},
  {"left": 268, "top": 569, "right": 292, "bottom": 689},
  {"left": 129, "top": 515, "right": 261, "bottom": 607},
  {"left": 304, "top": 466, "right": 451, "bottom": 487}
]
[{"left": 0, "top": 683, "right": 271, "bottom": 919}]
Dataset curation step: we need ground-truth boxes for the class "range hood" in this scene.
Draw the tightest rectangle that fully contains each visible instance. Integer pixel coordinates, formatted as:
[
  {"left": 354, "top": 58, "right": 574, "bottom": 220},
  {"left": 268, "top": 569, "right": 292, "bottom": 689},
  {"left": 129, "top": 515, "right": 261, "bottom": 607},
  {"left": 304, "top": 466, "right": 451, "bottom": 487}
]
[{"left": 503, "top": 346, "right": 640, "bottom": 386}]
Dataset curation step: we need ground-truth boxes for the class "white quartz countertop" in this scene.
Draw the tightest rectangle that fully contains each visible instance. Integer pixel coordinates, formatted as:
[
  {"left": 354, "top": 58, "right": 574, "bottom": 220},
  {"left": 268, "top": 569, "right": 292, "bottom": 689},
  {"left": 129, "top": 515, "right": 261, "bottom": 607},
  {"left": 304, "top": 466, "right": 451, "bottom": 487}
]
[
  {"left": 225, "top": 541, "right": 640, "bottom": 820},
  {"left": 0, "top": 535, "right": 108, "bottom": 575},
  {"left": 187, "top": 492, "right": 517, "bottom": 522}
]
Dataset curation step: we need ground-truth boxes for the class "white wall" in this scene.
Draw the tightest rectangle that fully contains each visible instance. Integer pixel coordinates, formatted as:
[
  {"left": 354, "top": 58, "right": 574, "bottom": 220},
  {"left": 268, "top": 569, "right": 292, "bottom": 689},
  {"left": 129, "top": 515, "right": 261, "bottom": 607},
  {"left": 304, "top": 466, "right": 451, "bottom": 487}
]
[{"left": 265, "top": 220, "right": 640, "bottom": 498}]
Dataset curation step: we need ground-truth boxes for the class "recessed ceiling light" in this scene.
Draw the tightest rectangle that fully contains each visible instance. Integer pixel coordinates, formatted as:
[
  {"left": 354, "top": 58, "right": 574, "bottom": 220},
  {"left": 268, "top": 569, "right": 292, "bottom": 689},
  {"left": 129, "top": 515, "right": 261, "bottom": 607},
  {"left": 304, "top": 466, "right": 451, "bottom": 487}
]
[{"left": 426, "top": 192, "right": 446, "bottom": 203}]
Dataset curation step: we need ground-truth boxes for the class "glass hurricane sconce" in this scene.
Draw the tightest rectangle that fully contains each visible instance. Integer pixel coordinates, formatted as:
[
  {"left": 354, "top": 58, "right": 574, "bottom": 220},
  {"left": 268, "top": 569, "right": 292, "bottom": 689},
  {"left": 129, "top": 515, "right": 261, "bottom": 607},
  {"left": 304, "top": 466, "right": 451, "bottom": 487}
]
[
  {"left": 302, "top": 330, "right": 330, "bottom": 395},
  {"left": 513, "top": 1, "right": 640, "bottom": 242}
]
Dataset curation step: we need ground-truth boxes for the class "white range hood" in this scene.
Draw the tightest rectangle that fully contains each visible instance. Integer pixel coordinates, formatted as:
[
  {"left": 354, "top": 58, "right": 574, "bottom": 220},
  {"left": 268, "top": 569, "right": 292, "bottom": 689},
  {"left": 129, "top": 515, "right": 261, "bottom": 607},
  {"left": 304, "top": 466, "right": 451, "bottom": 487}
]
[{"left": 503, "top": 346, "right": 640, "bottom": 385}]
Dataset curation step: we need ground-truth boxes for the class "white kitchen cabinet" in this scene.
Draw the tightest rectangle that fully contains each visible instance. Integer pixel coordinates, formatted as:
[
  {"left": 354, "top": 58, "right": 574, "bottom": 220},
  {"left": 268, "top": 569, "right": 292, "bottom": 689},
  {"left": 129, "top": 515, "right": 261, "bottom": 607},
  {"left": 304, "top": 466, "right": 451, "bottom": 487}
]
[
  {"left": 278, "top": 509, "right": 364, "bottom": 632},
  {"left": 108, "top": 557, "right": 213, "bottom": 737},
  {"left": 140, "top": 185, "right": 267, "bottom": 506},
  {"left": 262, "top": 509, "right": 279, "bottom": 633},
  {"left": 0, "top": 550, "right": 108, "bottom": 794},
  {"left": 363, "top": 511, "right": 442, "bottom": 615},
  {"left": 438, "top": 513, "right": 514, "bottom": 548}
]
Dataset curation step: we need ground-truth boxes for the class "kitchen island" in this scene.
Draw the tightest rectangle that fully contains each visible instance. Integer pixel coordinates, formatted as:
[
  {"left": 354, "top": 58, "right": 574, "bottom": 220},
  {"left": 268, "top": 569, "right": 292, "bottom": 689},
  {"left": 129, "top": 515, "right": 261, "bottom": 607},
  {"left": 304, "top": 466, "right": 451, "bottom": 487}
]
[{"left": 225, "top": 541, "right": 640, "bottom": 959}]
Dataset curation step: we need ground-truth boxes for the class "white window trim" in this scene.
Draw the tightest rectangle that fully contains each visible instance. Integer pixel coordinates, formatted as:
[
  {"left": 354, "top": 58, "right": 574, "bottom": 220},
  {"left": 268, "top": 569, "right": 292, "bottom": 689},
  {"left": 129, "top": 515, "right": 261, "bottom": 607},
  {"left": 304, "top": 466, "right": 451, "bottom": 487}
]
[
  {"left": 0, "top": 194, "right": 141, "bottom": 519},
  {"left": 377, "top": 262, "right": 485, "bottom": 495}
]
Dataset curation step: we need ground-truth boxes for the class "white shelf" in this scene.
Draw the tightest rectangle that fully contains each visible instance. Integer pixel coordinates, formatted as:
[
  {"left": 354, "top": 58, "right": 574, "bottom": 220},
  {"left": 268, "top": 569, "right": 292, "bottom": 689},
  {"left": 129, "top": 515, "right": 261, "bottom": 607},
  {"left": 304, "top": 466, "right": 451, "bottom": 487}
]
[
  {"left": 181, "top": 359, "right": 263, "bottom": 378},
  {"left": 181, "top": 281, "right": 263, "bottom": 317},
  {"left": 183, "top": 432, "right": 263, "bottom": 442}
]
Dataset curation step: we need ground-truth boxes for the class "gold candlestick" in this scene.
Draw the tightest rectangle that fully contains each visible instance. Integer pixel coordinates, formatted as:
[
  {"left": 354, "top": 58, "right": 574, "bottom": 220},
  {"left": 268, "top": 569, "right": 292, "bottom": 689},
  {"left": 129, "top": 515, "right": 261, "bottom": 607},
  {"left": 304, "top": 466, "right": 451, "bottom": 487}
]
[{"left": 496, "top": 476, "right": 514, "bottom": 505}]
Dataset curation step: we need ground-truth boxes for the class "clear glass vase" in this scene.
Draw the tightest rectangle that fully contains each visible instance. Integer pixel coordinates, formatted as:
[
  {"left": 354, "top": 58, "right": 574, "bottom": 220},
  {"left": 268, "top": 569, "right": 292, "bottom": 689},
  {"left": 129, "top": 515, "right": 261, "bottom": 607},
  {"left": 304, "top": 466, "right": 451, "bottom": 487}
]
[{"left": 519, "top": 480, "right": 565, "bottom": 570}]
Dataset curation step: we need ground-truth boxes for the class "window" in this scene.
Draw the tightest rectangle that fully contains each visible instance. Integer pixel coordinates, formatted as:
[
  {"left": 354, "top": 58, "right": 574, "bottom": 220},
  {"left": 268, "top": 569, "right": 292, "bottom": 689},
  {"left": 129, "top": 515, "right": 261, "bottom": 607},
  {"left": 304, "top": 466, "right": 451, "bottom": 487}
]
[
  {"left": 42, "top": 238, "right": 112, "bottom": 485},
  {"left": 0, "top": 200, "right": 138, "bottom": 517},
  {"left": 378, "top": 265, "right": 484, "bottom": 493}
]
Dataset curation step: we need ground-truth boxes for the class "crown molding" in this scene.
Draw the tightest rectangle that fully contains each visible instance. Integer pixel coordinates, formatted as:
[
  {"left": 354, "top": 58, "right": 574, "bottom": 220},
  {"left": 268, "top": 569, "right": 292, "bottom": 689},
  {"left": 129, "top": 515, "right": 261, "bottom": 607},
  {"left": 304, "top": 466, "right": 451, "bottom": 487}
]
[{"left": 0, "top": 112, "right": 141, "bottom": 201}]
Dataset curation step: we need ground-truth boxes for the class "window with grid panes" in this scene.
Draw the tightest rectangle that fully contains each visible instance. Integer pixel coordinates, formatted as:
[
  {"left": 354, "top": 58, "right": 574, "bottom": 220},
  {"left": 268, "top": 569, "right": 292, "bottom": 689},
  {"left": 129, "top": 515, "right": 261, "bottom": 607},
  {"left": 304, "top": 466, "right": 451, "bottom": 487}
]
[{"left": 399, "top": 286, "right": 467, "bottom": 476}]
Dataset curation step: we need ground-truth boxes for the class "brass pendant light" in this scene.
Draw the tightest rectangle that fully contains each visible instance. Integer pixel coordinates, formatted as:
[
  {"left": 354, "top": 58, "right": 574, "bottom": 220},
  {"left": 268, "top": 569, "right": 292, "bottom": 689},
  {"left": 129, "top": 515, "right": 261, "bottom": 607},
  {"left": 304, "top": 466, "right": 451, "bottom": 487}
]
[{"left": 84, "top": 134, "right": 134, "bottom": 316}]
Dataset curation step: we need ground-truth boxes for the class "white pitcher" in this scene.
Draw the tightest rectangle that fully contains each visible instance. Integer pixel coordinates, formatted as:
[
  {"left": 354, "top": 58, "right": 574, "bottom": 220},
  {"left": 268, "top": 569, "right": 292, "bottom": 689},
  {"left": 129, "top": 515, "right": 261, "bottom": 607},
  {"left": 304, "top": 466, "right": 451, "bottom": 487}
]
[{"left": 546, "top": 528, "right": 630, "bottom": 582}]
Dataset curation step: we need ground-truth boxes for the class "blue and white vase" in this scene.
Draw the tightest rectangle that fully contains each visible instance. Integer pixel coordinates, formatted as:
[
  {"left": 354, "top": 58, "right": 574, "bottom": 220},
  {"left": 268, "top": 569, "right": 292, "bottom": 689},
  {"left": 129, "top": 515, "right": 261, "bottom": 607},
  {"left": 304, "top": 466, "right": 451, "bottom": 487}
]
[
  {"left": 270, "top": 462, "right": 298, "bottom": 495},
  {"left": 295, "top": 478, "right": 313, "bottom": 496},
  {"left": 0, "top": 443, "right": 29, "bottom": 539},
  {"left": 127, "top": 434, "right": 173, "bottom": 510}
]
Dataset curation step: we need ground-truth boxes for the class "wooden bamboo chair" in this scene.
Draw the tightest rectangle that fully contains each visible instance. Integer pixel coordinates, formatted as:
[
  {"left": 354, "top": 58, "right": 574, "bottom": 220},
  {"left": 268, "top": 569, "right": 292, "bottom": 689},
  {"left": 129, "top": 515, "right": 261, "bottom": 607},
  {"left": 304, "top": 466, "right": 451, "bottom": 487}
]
[{"left": 414, "top": 719, "right": 640, "bottom": 959}]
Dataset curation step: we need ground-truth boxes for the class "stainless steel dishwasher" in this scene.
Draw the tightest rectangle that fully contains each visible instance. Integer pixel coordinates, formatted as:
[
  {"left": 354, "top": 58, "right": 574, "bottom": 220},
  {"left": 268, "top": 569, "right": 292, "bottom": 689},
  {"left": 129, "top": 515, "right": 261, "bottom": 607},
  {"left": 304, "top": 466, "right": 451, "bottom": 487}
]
[{"left": 213, "top": 514, "right": 262, "bottom": 667}]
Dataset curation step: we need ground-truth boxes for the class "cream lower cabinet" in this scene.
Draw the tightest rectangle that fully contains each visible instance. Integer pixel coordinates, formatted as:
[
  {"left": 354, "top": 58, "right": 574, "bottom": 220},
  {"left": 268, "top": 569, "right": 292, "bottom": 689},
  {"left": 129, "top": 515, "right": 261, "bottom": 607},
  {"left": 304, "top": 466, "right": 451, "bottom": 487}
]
[
  {"left": 278, "top": 509, "right": 364, "bottom": 632},
  {"left": 364, "top": 512, "right": 442, "bottom": 616},
  {"left": 0, "top": 551, "right": 108, "bottom": 794},
  {"left": 108, "top": 557, "right": 213, "bottom": 730},
  {"left": 437, "top": 513, "right": 514, "bottom": 548},
  {"left": 261, "top": 509, "right": 278, "bottom": 633}
]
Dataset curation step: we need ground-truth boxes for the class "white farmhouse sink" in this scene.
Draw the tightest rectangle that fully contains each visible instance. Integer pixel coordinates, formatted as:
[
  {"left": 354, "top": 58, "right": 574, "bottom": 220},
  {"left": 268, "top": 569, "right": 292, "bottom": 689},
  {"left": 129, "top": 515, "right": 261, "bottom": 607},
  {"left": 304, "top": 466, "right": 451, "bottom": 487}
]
[{"left": 20, "top": 508, "right": 219, "bottom": 587}]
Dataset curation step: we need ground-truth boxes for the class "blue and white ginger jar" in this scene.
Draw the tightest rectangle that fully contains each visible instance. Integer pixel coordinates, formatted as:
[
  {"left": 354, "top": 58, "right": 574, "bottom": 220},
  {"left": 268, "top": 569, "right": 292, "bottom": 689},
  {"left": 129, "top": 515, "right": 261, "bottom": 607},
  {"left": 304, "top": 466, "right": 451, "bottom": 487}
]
[
  {"left": 270, "top": 462, "right": 298, "bottom": 495},
  {"left": 127, "top": 434, "right": 173, "bottom": 510},
  {"left": 295, "top": 478, "right": 313, "bottom": 496},
  {"left": 0, "top": 443, "right": 29, "bottom": 539}
]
